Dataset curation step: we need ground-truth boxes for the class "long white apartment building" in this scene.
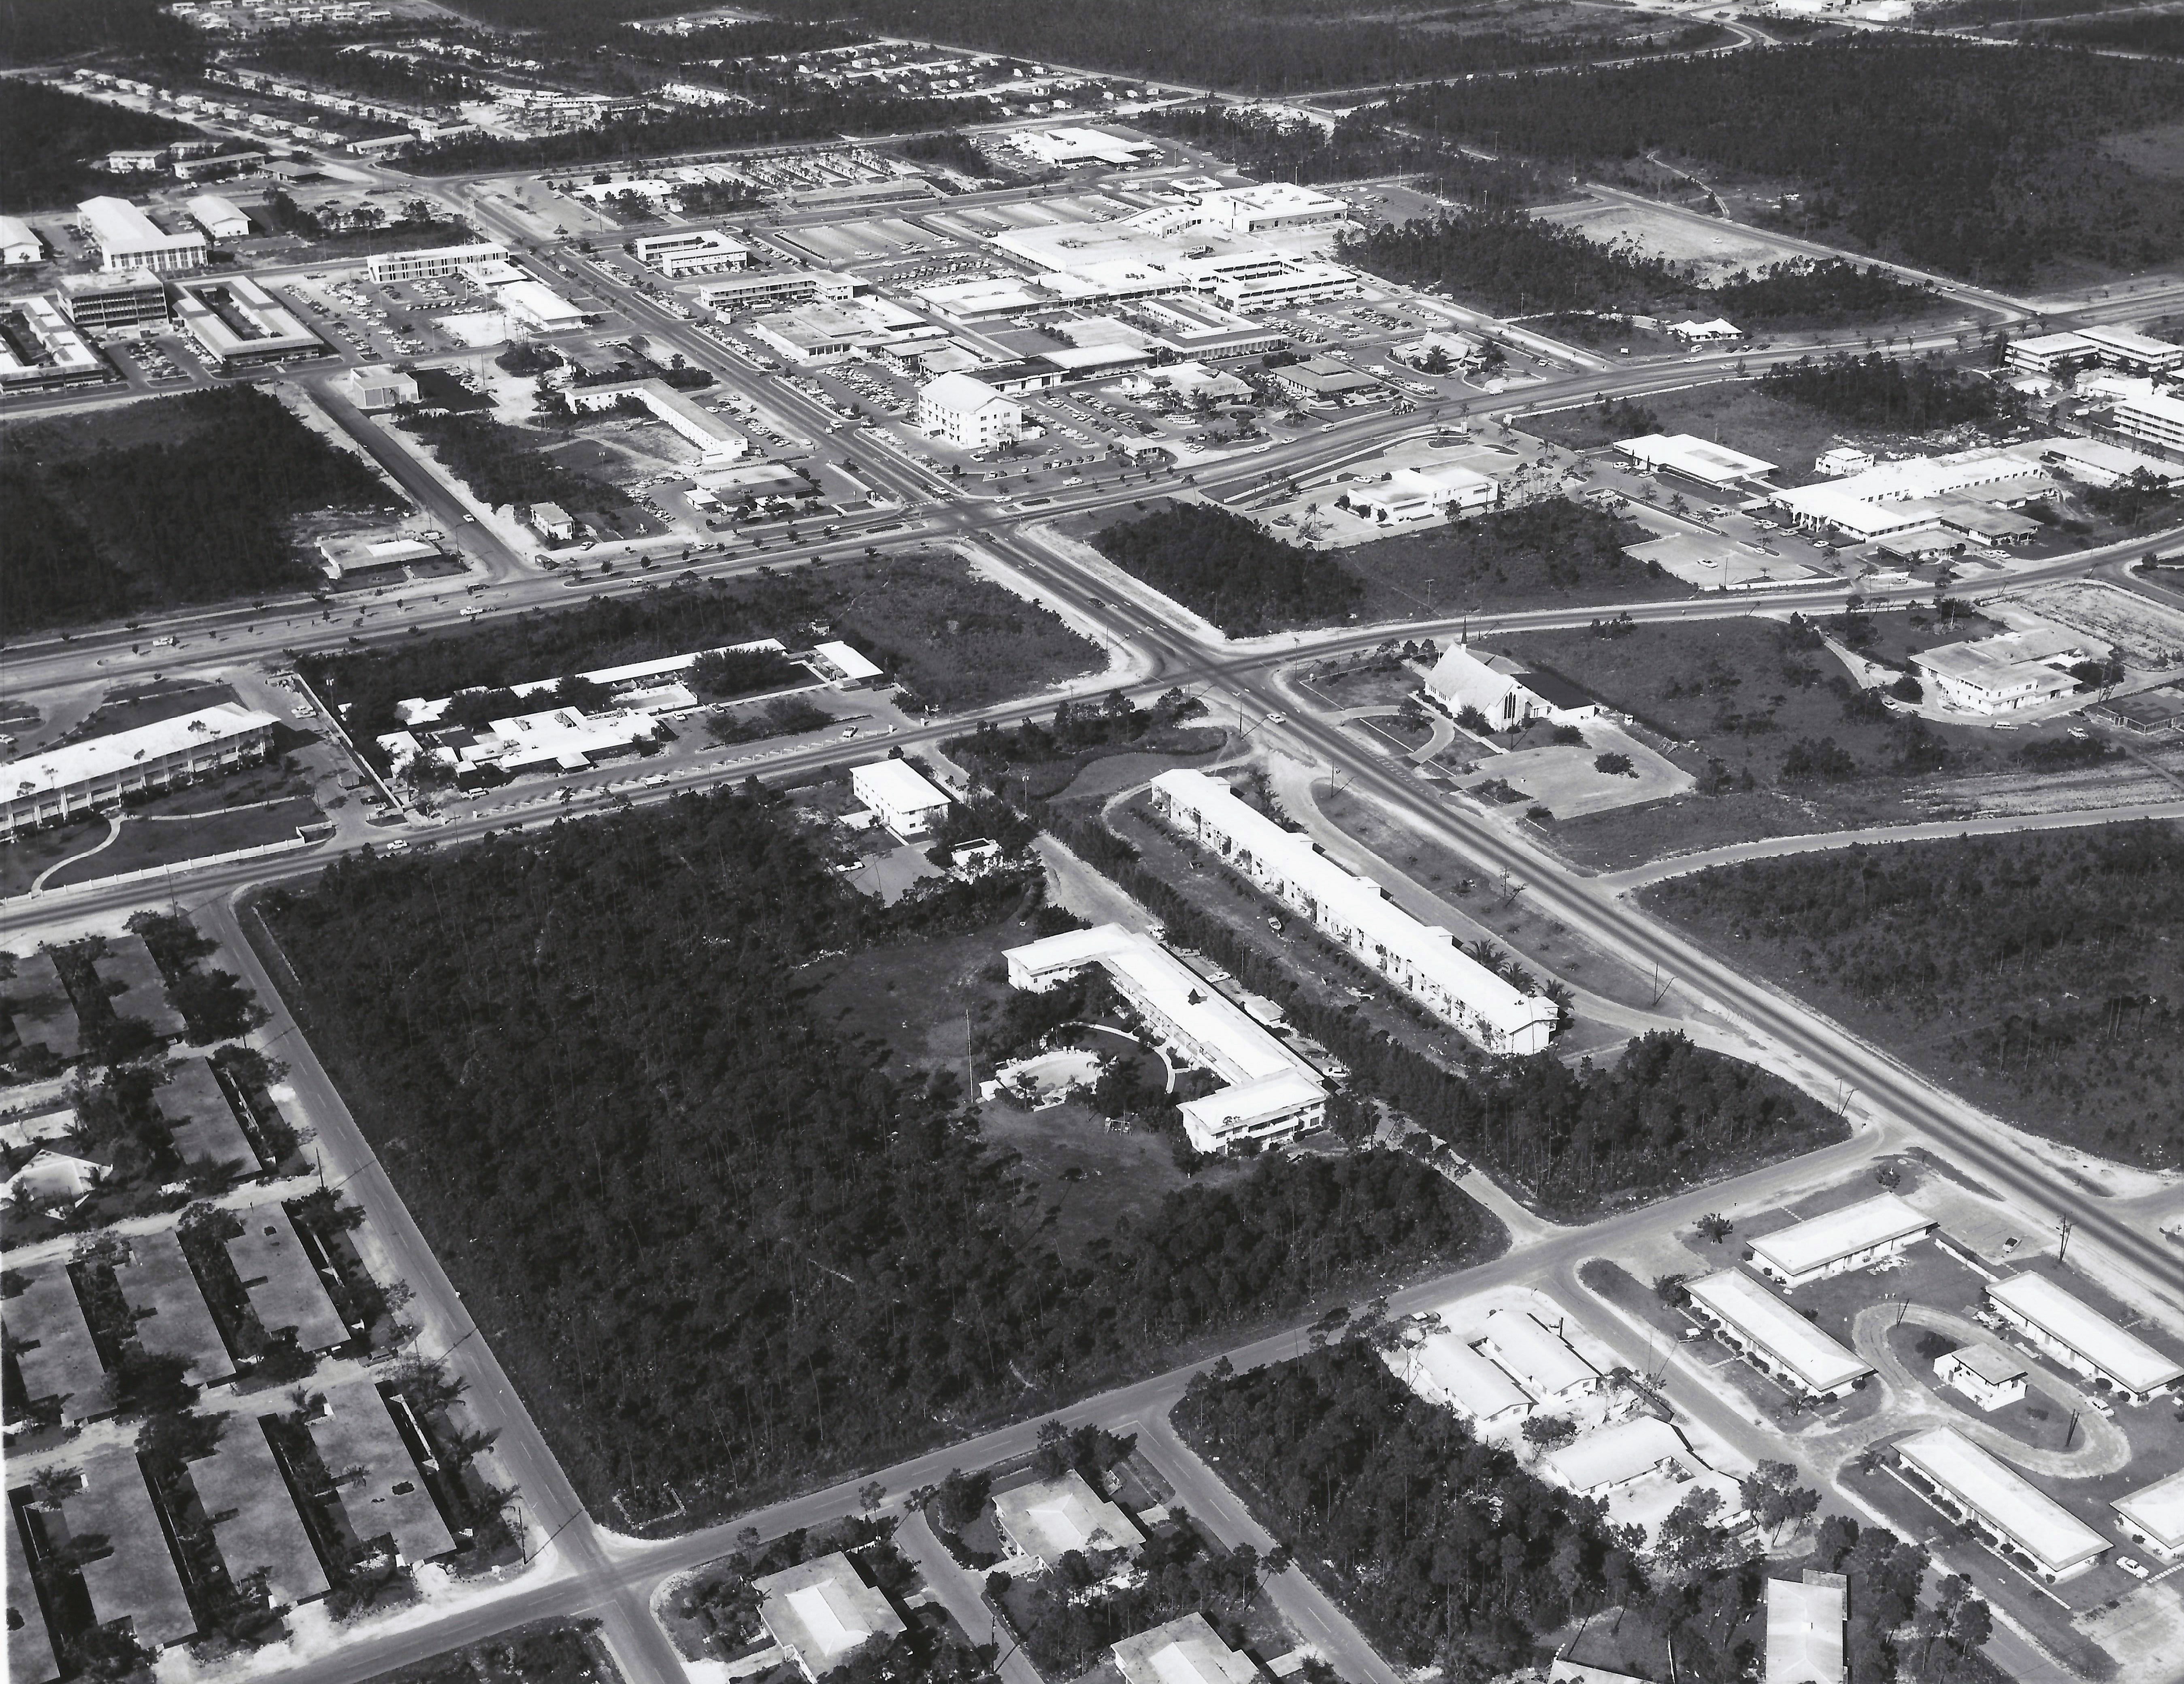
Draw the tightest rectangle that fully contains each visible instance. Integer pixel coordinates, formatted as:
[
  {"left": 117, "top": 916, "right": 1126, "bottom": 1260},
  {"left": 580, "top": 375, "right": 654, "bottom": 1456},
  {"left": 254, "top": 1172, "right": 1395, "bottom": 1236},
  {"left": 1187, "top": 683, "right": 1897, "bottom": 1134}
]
[
  {"left": 2114, "top": 1467, "right": 2184, "bottom": 1562},
  {"left": 4, "top": 704, "right": 279, "bottom": 838},
  {"left": 631, "top": 228, "right": 749, "bottom": 277},
  {"left": 364, "top": 241, "right": 508, "bottom": 284},
  {"left": 76, "top": 197, "right": 205, "bottom": 273},
  {"left": 564, "top": 378, "right": 748, "bottom": 467},
  {"left": 1147, "top": 769, "right": 1558, "bottom": 1055},
  {"left": 1986, "top": 1272, "right": 2184, "bottom": 1403},
  {"left": 1004, "top": 924, "right": 1326, "bottom": 1155},
  {"left": 1745, "top": 1193, "right": 1935, "bottom": 1288},
  {"left": 1684, "top": 1268, "right": 1873, "bottom": 1402},
  {"left": 1895, "top": 1427, "right": 2109, "bottom": 1582},
  {"left": 1389, "top": 1330, "right": 1530, "bottom": 1428},
  {"left": 2116, "top": 389, "right": 2184, "bottom": 457}
]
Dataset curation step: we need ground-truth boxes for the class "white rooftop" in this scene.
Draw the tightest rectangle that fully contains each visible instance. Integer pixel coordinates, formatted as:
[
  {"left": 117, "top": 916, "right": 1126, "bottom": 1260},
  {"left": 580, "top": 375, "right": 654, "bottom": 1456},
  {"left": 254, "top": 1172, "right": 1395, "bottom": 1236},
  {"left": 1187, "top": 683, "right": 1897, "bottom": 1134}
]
[
  {"left": 991, "top": 1471, "right": 1139, "bottom": 1562},
  {"left": 813, "top": 639, "right": 884, "bottom": 682},
  {"left": 5, "top": 704, "right": 277, "bottom": 801},
  {"left": 851, "top": 757, "right": 951, "bottom": 814},
  {"left": 1897, "top": 1427, "right": 2109, "bottom": 1575},
  {"left": 920, "top": 370, "right": 1013, "bottom": 415},
  {"left": 756, "top": 1553, "right": 905, "bottom": 1669},
  {"left": 1543, "top": 1417, "right": 1692, "bottom": 1494},
  {"left": 1111, "top": 1614, "right": 1260, "bottom": 1684},
  {"left": 1749, "top": 1193, "right": 1933, "bottom": 1279},
  {"left": 2115, "top": 1467, "right": 2184, "bottom": 1551},
  {"left": 1481, "top": 1307, "right": 1597, "bottom": 1398},
  {"left": 1988, "top": 1273, "right": 2184, "bottom": 1395},
  {"left": 1619, "top": 433, "right": 1777, "bottom": 485},
  {"left": 1685, "top": 1269, "right": 1873, "bottom": 1395},
  {"left": 1405, "top": 1330, "right": 1530, "bottom": 1420},
  {"left": 1766, "top": 1572, "right": 1847, "bottom": 1684}
]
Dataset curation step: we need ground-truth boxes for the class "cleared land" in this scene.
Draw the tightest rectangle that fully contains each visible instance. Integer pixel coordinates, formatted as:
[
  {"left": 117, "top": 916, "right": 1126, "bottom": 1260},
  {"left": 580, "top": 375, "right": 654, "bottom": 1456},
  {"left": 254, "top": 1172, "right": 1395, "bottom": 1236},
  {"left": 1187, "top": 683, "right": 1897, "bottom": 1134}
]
[{"left": 1526, "top": 380, "right": 1866, "bottom": 476}]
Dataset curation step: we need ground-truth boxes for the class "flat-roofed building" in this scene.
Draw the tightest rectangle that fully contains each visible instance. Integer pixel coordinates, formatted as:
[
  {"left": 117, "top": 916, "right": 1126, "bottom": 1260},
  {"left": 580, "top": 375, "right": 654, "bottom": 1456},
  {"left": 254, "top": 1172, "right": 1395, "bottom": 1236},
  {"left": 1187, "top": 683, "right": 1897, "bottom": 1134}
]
[
  {"left": 2114, "top": 1467, "right": 2184, "bottom": 1561},
  {"left": 1196, "top": 181, "right": 1347, "bottom": 233},
  {"left": 155, "top": 1056, "right": 258, "bottom": 1180},
  {"left": 699, "top": 269, "right": 860, "bottom": 313},
  {"left": 1150, "top": 768, "right": 1558, "bottom": 1055},
  {"left": 632, "top": 227, "right": 750, "bottom": 276},
  {"left": 76, "top": 196, "right": 206, "bottom": 273},
  {"left": 173, "top": 273, "right": 322, "bottom": 367},
  {"left": 94, "top": 934, "right": 184, "bottom": 1040},
  {"left": 1480, "top": 1307, "right": 1598, "bottom": 1403},
  {"left": 57, "top": 269, "right": 170, "bottom": 332},
  {"left": 500, "top": 277, "right": 590, "bottom": 333},
  {"left": 185, "top": 192, "right": 250, "bottom": 239},
  {"left": 1912, "top": 631, "right": 2085, "bottom": 715},
  {"left": 756, "top": 1552, "right": 907, "bottom": 1683},
  {"left": 1, "top": 949, "right": 81, "bottom": 1060},
  {"left": 1112, "top": 1614, "right": 1262, "bottom": 1684},
  {"left": 4, "top": 1259, "right": 109, "bottom": 1423},
  {"left": 1934, "top": 1343, "right": 2027, "bottom": 1412},
  {"left": 1684, "top": 1269, "right": 1873, "bottom": 1401},
  {"left": 1005, "top": 923, "right": 1326, "bottom": 1155},
  {"left": 1392, "top": 1330, "right": 1530, "bottom": 1427},
  {"left": 0, "top": 213, "right": 43, "bottom": 264},
  {"left": 1766, "top": 1570, "right": 1847, "bottom": 1684},
  {"left": 2, "top": 702, "right": 279, "bottom": 838},
  {"left": 565, "top": 377, "right": 747, "bottom": 466},
  {"left": 115, "top": 1230, "right": 233, "bottom": 1387},
  {"left": 1895, "top": 1426, "right": 2108, "bottom": 1582},
  {"left": 190, "top": 1418, "right": 329, "bottom": 1608},
  {"left": 67, "top": 1450, "right": 198, "bottom": 1649},
  {"left": 1747, "top": 1194, "right": 1935, "bottom": 1288},
  {"left": 1347, "top": 463, "right": 1499, "bottom": 526},
  {"left": 2115, "top": 388, "right": 2184, "bottom": 456},
  {"left": 1986, "top": 1272, "right": 2184, "bottom": 1402},
  {"left": 812, "top": 640, "right": 884, "bottom": 685},
  {"left": 992, "top": 1471, "right": 1141, "bottom": 1566},
  {"left": 0, "top": 293, "right": 104, "bottom": 388},
  {"left": 917, "top": 371, "right": 1022, "bottom": 448},
  {"left": 225, "top": 1211, "right": 350, "bottom": 1354},
  {"left": 6, "top": 1491, "right": 60, "bottom": 1684},
  {"left": 851, "top": 757, "right": 952, "bottom": 836},
  {"left": 306, "top": 1379, "right": 457, "bottom": 1565},
  {"left": 2005, "top": 331, "right": 2100, "bottom": 377},
  {"left": 345, "top": 362, "right": 417, "bottom": 410},
  {"left": 1618, "top": 433, "right": 1776, "bottom": 488},
  {"left": 2077, "top": 325, "right": 2184, "bottom": 374},
  {"left": 366, "top": 241, "right": 507, "bottom": 283}
]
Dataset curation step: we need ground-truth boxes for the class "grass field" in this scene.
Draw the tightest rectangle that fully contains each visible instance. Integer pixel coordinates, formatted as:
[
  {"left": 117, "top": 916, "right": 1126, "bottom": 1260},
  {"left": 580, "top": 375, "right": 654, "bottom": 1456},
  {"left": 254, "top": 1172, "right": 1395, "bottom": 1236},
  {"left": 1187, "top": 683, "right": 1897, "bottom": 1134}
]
[
  {"left": 38, "top": 797, "right": 321, "bottom": 892},
  {"left": 1525, "top": 379, "right": 1869, "bottom": 476}
]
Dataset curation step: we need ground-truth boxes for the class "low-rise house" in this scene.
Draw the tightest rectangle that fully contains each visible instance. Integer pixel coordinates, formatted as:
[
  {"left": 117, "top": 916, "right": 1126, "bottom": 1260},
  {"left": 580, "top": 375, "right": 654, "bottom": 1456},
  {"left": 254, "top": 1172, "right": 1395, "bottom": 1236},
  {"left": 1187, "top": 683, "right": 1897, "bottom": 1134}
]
[
  {"left": 756, "top": 1552, "right": 907, "bottom": 1683},
  {"left": 1934, "top": 1344, "right": 2028, "bottom": 1412},
  {"left": 304, "top": 1380, "right": 457, "bottom": 1565},
  {"left": 65, "top": 1450, "right": 199, "bottom": 1650},
  {"left": 155, "top": 1056, "right": 258, "bottom": 1180},
  {"left": 2114, "top": 1467, "right": 2184, "bottom": 1562},
  {"left": 224, "top": 1211, "right": 350, "bottom": 1356},
  {"left": 2, "top": 1148, "right": 103, "bottom": 1208},
  {"left": 1479, "top": 1308, "right": 1598, "bottom": 1404},
  {"left": 1895, "top": 1427, "right": 2108, "bottom": 1582},
  {"left": 1393, "top": 1330, "right": 1531, "bottom": 1428},
  {"left": 1766, "top": 1570, "right": 1847, "bottom": 1684},
  {"left": 992, "top": 1471, "right": 1141, "bottom": 1567},
  {"left": 190, "top": 1418, "right": 330, "bottom": 1609},
  {"left": 114, "top": 1230, "right": 233, "bottom": 1387},
  {"left": 1, "top": 950, "right": 81, "bottom": 1060},
  {"left": 94, "top": 934, "right": 185, "bottom": 1041},
  {"left": 1986, "top": 1272, "right": 2184, "bottom": 1403},
  {"left": 1746, "top": 1194, "right": 1935, "bottom": 1289},
  {"left": 3, "top": 1259, "right": 109, "bottom": 1424},
  {"left": 1112, "top": 1614, "right": 1262, "bottom": 1684}
]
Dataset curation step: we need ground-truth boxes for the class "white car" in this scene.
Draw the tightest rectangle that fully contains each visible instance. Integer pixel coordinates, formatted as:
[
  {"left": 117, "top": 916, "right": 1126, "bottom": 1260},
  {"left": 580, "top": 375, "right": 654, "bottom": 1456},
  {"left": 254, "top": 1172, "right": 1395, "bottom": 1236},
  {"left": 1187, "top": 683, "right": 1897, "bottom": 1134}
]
[
  {"left": 641, "top": 773, "right": 671, "bottom": 786},
  {"left": 2120, "top": 1557, "right": 2150, "bottom": 1580}
]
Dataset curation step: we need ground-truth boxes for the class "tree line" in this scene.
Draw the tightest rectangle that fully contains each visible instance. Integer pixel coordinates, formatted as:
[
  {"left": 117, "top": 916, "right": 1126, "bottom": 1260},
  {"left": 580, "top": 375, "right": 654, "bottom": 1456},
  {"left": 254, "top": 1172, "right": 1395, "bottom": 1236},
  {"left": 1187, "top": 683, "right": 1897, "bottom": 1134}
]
[
  {"left": 1139, "top": 104, "right": 1554, "bottom": 205},
  {"left": 1092, "top": 503, "right": 1361, "bottom": 634},
  {"left": 259, "top": 790, "right": 1497, "bottom": 1519},
  {"left": 1379, "top": 40, "right": 2184, "bottom": 285},
  {"left": 1758, "top": 352, "right": 2020, "bottom": 431}
]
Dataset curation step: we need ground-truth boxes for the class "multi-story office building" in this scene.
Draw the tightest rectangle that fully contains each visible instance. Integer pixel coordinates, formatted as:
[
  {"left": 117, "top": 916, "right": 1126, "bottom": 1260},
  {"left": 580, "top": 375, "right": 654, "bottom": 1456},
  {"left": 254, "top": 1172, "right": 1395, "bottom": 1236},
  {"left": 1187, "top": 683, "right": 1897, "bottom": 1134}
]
[
  {"left": 57, "top": 270, "right": 170, "bottom": 333},
  {"left": 2, "top": 704, "right": 280, "bottom": 838},
  {"left": 364, "top": 241, "right": 507, "bottom": 284},
  {"left": 75, "top": 196, "right": 206, "bottom": 273}
]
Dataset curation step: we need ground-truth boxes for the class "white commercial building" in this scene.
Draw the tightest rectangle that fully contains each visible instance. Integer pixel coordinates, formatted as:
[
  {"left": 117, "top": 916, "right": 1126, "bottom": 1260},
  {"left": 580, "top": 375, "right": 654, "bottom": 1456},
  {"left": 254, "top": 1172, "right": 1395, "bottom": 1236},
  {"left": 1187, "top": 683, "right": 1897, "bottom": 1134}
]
[
  {"left": 1665, "top": 318, "right": 1743, "bottom": 344},
  {"left": 1896, "top": 1427, "right": 2109, "bottom": 1582},
  {"left": 564, "top": 378, "right": 747, "bottom": 467},
  {"left": 173, "top": 274, "right": 322, "bottom": 368},
  {"left": 1766, "top": 1571, "right": 1847, "bottom": 1684},
  {"left": 1149, "top": 769, "right": 1558, "bottom": 1055},
  {"left": 1194, "top": 181, "right": 1348, "bottom": 233},
  {"left": 699, "top": 270, "right": 860, "bottom": 313},
  {"left": 1774, "top": 446, "right": 2054, "bottom": 540},
  {"left": 811, "top": 641, "right": 885, "bottom": 686},
  {"left": 1912, "top": 629, "right": 2086, "bottom": 715},
  {"left": 1986, "top": 1273, "right": 2184, "bottom": 1403},
  {"left": 1, "top": 215, "right": 44, "bottom": 264},
  {"left": 1423, "top": 646, "right": 1598, "bottom": 730},
  {"left": 3, "top": 704, "right": 279, "bottom": 838},
  {"left": 2114, "top": 1468, "right": 2184, "bottom": 1562},
  {"left": 755, "top": 1554, "right": 906, "bottom": 1684},
  {"left": 345, "top": 362, "right": 417, "bottom": 410},
  {"left": 917, "top": 371, "right": 1022, "bottom": 449},
  {"left": 1003, "top": 924, "right": 1326, "bottom": 1155},
  {"left": 1391, "top": 1330, "right": 1531, "bottom": 1427},
  {"left": 1935, "top": 1344, "right": 2029, "bottom": 1412},
  {"left": 1618, "top": 433, "right": 1775, "bottom": 488},
  {"left": 1816, "top": 445, "right": 1875, "bottom": 478},
  {"left": 0, "top": 294, "right": 103, "bottom": 390},
  {"left": 366, "top": 242, "right": 507, "bottom": 283},
  {"left": 500, "top": 278, "right": 589, "bottom": 333},
  {"left": 2007, "top": 326, "right": 2183, "bottom": 378},
  {"left": 1016, "top": 126, "right": 1160, "bottom": 169},
  {"left": 1345, "top": 463, "right": 1499, "bottom": 526},
  {"left": 1746, "top": 1193, "right": 1935, "bottom": 1288},
  {"left": 184, "top": 193, "right": 249, "bottom": 239},
  {"left": 1684, "top": 1269, "right": 1873, "bottom": 1401},
  {"left": 2116, "top": 388, "right": 2184, "bottom": 456},
  {"left": 76, "top": 196, "right": 205, "bottom": 273},
  {"left": 631, "top": 228, "right": 750, "bottom": 277},
  {"left": 991, "top": 1471, "right": 1141, "bottom": 1567},
  {"left": 1479, "top": 1307, "right": 1598, "bottom": 1403},
  {"left": 851, "top": 758, "right": 953, "bottom": 837}
]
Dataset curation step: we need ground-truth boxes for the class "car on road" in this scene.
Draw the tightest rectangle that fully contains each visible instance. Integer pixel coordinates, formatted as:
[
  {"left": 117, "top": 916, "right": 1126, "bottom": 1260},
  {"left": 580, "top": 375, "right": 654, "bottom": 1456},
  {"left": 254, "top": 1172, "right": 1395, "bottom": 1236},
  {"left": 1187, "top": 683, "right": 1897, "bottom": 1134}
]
[
  {"left": 641, "top": 773, "right": 671, "bottom": 787},
  {"left": 2120, "top": 1557, "right": 2150, "bottom": 1580}
]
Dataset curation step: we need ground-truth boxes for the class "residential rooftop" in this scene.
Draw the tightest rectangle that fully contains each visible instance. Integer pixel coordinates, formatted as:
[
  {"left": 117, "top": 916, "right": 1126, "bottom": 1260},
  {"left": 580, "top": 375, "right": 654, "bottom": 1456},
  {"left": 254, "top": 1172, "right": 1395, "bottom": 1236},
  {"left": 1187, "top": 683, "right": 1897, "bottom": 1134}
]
[
  {"left": 307, "top": 1379, "right": 456, "bottom": 1564},
  {"left": 1897, "top": 1426, "right": 2109, "bottom": 1578},
  {"left": 1747, "top": 1193, "right": 1934, "bottom": 1280},
  {"left": 224, "top": 1211, "right": 349, "bottom": 1352},
  {"left": 1684, "top": 1269, "right": 1873, "bottom": 1395},
  {"left": 1987, "top": 1272, "right": 2184, "bottom": 1396},
  {"left": 190, "top": 1417, "right": 330, "bottom": 1607}
]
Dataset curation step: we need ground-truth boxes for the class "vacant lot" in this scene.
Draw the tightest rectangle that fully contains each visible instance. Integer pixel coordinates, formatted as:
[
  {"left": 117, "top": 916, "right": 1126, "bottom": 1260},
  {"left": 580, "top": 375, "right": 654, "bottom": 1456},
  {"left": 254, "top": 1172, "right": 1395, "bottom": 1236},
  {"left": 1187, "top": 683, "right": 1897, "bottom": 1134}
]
[
  {"left": 1526, "top": 379, "right": 1865, "bottom": 478},
  {"left": 1646, "top": 823, "right": 2184, "bottom": 1168}
]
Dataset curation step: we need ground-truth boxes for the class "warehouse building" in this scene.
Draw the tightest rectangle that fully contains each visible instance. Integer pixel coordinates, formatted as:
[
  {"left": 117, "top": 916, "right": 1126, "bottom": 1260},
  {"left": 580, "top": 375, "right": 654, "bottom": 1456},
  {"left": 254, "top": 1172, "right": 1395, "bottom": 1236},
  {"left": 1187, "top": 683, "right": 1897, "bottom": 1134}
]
[
  {"left": 173, "top": 273, "right": 323, "bottom": 367},
  {"left": 1986, "top": 1273, "right": 2184, "bottom": 1402},
  {"left": 500, "top": 277, "right": 591, "bottom": 333},
  {"left": 1194, "top": 181, "right": 1348, "bottom": 233},
  {"left": 184, "top": 192, "right": 250, "bottom": 239},
  {"left": 917, "top": 371, "right": 1023, "bottom": 448},
  {"left": 850, "top": 757, "right": 953, "bottom": 837},
  {"left": 1746, "top": 1194, "right": 1936, "bottom": 1288},
  {"left": 366, "top": 241, "right": 508, "bottom": 283},
  {"left": 59, "top": 269, "right": 171, "bottom": 333},
  {"left": 1004, "top": 923, "right": 1327, "bottom": 1155},
  {"left": 76, "top": 195, "right": 206, "bottom": 273},
  {"left": 1684, "top": 1269, "right": 1873, "bottom": 1401},
  {"left": 1895, "top": 1427, "right": 2108, "bottom": 1582},
  {"left": 2, "top": 703, "right": 279, "bottom": 838},
  {"left": 1149, "top": 768, "right": 1558, "bottom": 1055},
  {"left": 2114, "top": 1467, "right": 2184, "bottom": 1562}
]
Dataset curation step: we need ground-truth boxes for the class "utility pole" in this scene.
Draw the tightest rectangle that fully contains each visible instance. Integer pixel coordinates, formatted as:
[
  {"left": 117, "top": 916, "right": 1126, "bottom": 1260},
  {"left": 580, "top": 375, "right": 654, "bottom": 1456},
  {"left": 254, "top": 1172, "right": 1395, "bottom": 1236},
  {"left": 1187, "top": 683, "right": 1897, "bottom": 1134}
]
[{"left": 2056, "top": 1216, "right": 2075, "bottom": 1265}]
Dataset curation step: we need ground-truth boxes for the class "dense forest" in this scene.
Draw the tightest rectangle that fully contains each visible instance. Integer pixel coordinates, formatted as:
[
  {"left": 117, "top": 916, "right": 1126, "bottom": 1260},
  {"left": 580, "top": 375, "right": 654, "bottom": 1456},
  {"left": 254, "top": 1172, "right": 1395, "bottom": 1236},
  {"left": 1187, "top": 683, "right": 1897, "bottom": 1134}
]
[
  {"left": 2038, "top": 11, "right": 2184, "bottom": 51},
  {"left": 1758, "top": 353, "right": 2020, "bottom": 432},
  {"left": 2, "top": 387, "right": 388, "bottom": 633},
  {"left": 1048, "top": 812, "right": 1846, "bottom": 1218},
  {"left": 1647, "top": 824, "right": 2184, "bottom": 1167},
  {"left": 1184, "top": 1342, "right": 1994, "bottom": 1682},
  {"left": 0, "top": 81, "right": 206, "bottom": 212},
  {"left": 1091, "top": 504, "right": 1361, "bottom": 633},
  {"left": 751, "top": 0, "right": 1727, "bottom": 92},
  {"left": 1140, "top": 105, "right": 1553, "bottom": 205},
  {"left": 258, "top": 793, "right": 1496, "bottom": 1516},
  {"left": 1336, "top": 209, "right": 1934, "bottom": 322},
  {"left": 1347, "top": 501, "right": 1660, "bottom": 601},
  {"left": 234, "top": 41, "right": 487, "bottom": 104},
  {"left": 1380, "top": 41, "right": 2184, "bottom": 284},
  {"left": 394, "top": 410, "right": 626, "bottom": 514},
  {"left": 0, "top": 0, "right": 199, "bottom": 65}
]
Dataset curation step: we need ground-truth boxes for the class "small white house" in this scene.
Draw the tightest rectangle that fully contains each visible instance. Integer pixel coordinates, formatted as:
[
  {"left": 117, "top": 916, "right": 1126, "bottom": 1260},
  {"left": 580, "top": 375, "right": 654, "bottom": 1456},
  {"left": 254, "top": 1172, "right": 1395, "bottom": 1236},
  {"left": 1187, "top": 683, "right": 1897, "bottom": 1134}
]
[
  {"left": 851, "top": 758, "right": 952, "bottom": 837},
  {"left": 1935, "top": 1344, "right": 2028, "bottom": 1412},
  {"left": 1816, "top": 446, "right": 1875, "bottom": 477},
  {"left": 529, "top": 502, "right": 577, "bottom": 543},
  {"left": 0, "top": 215, "right": 43, "bottom": 265}
]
